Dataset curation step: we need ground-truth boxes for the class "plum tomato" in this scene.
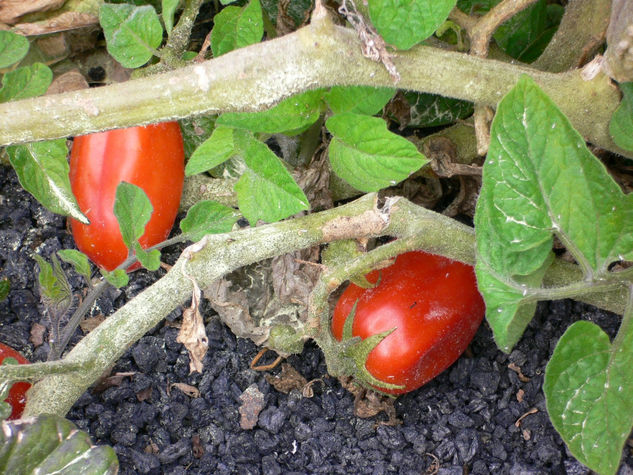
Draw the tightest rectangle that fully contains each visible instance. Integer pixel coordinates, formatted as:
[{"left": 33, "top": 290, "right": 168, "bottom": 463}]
[
  {"left": 69, "top": 122, "right": 185, "bottom": 271},
  {"left": 331, "top": 250, "right": 485, "bottom": 394},
  {"left": 0, "top": 342, "right": 31, "bottom": 420}
]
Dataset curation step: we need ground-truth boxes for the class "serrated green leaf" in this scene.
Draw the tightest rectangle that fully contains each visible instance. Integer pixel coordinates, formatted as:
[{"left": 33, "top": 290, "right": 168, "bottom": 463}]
[
  {"left": 33, "top": 255, "right": 72, "bottom": 308},
  {"left": 0, "top": 31, "right": 29, "bottom": 69},
  {"left": 113, "top": 182, "right": 153, "bottom": 249},
  {"left": 402, "top": 91, "right": 473, "bottom": 127},
  {"left": 0, "top": 63, "right": 52, "bottom": 103},
  {"left": 57, "top": 249, "right": 92, "bottom": 282},
  {"left": 475, "top": 75, "right": 633, "bottom": 352},
  {"left": 162, "top": 0, "right": 180, "bottom": 34},
  {"left": 544, "top": 306, "right": 633, "bottom": 475},
  {"left": 368, "top": 0, "right": 456, "bottom": 50},
  {"left": 233, "top": 132, "right": 309, "bottom": 223},
  {"left": 185, "top": 126, "right": 236, "bottom": 176},
  {"left": 7, "top": 140, "right": 88, "bottom": 223},
  {"left": 100, "top": 4, "right": 163, "bottom": 68},
  {"left": 325, "top": 86, "right": 395, "bottom": 116},
  {"left": 326, "top": 113, "right": 427, "bottom": 192},
  {"left": 217, "top": 89, "right": 324, "bottom": 134},
  {"left": 610, "top": 82, "right": 633, "bottom": 151},
  {"left": 210, "top": 0, "right": 263, "bottom": 57},
  {"left": 102, "top": 269, "right": 129, "bottom": 288},
  {"left": 180, "top": 200, "right": 240, "bottom": 241},
  {"left": 0, "top": 279, "right": 9, "bottom": 302},
  {"left": 0, "top": 414, "right": 118, "bottom": 474}
]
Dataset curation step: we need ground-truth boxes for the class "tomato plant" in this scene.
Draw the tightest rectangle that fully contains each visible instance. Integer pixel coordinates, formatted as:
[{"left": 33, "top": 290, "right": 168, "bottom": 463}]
[
  {"left": 69, "top": 122, "right": 185, "bottom": 271},
  {"left": 0, "top": 343, "right": 31, "bottom": 420},
  {"left": 331, "top": 251, "right": 485, "bottom": 395}
]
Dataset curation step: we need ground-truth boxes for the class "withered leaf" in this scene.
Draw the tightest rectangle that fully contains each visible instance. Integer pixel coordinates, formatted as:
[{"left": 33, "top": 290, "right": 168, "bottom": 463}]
[
  {"left": 29, "top": 322, "right": 47, "bottom": 347},
  {"left": 0, "top": 0, "right": 65, "bottom": 25},
  {"left": 170, "top": 382, "right": 200, "bottom": 398},
  {"left": 177, "top": 279, "right": 208, "bottom": 373},
  {"left": 92, "top": 371, "right": 136, "bottom": 393},
  {"left": 265, "top": 363, "right": 307, "bottom": 394},
  {"left": 79, "top": 314, "right": 105, "bottom": 333}
]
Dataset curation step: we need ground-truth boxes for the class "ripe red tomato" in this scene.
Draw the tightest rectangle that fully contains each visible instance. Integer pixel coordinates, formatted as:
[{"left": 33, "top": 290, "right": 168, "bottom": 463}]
[
  {"left": 331, "top": 251, "right": 485, "bottom": 394},
  {"left": 69, "top": 122, "right": 185, "bottom": 271},
  {"left": 0, "top": 342, "right": 31, "bottom": 420}
]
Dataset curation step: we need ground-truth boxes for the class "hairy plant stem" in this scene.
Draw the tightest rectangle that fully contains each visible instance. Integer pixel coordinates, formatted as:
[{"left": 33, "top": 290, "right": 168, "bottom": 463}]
[{"left": 0, "top": 13, "right": 628, "bottom": 158}]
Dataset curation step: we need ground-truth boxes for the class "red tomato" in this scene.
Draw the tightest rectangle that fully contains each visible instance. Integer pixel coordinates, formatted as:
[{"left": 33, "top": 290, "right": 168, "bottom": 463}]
[
  {"left": 69, "top": 122, "right": 185, "bottom": 271},
  {"left": 331, "top": 251, "right": 485, "bottom": 394},
  {"left": 0, "top": 342, "right": 31, "bottom": 420}
]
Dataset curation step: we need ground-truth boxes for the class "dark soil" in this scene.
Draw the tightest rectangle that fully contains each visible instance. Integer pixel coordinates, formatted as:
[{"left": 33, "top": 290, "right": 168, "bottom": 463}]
[{"left": 1, "top": 165, "right": 632, "bottom": 474}]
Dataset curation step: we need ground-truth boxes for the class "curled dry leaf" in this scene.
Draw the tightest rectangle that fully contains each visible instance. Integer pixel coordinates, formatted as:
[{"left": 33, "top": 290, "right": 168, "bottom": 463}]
[
  {"left": 46, "top": 69, "right": 89, "bottom": 95},
  {"left": 0, "top": 0, "right": 65, "bottom": 25},
  {"left": 177, "top": 278, "right": 208, "bottom": 373},
  {"left": 92, "top": 371, "right": 136, "bottom": 393},
  {"left": 265, "top": 363, "right": 307, "bottom": 394},
  {"left": 13, "top": 12, "right": 99, "bottom": 36},
  {"left": 79, "top": 314, "right": 105, "bottom": 334},
  {"left": 238, "top": 384, "right": 266, "bottom": 430},
  {"left": 271, "top": 248, "right": 320, "bottom": 307}
]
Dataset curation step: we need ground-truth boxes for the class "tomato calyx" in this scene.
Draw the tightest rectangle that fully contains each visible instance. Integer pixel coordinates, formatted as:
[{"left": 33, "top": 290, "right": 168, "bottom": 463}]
[{"left": 334, "top": 301, "right": 405, "bottom": 393}]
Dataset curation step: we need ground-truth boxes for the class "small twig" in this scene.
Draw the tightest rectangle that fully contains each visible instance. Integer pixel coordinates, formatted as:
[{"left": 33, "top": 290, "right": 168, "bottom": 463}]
[{"left": 250, "top": 348, "right": 283, "bottom": 371}]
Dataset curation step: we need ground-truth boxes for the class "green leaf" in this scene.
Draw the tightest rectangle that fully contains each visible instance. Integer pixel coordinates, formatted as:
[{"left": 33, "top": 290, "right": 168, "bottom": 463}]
[
  {"left": 326, "top": 113, "right": 427, "bottom": 192},
  {"left": 180, "top": 115, "right": 216, "bottom": 159},
  {"left": 185, "top": 126, "right": 236, "bottom": 176},
  {"left": 0, "top": 279, "right": 9, "bottom": 302},
  {"left": 132, "top": 243, "right": 161, "bottom": 271},
  {"left": 100, "top": 4, "right": 163, "bottom": 68},
  {"left": 544, "top": 305, "right": 633, "bottom": 475},
  {"left": 33, "top": 255, "right": 72, "bottom": 310},
  {"left": 368, "top": 0, "right": 456, "bottom": 50},
  {"left": 180, "top": 200, "right": 240, "bottom": 241},
  {"left": 233, "top": 131, "right": 309, "bottom": 223},
  {"left": 0, "top": 63, "right": 52, "bottom": 103},
  {"left": 0, "top": 31, "right": 29, "bottom": 69},
  {"left": 324, "top": 86, "right": 395, "bottom": 116},
  {"left": 400, "top": 91, "right": 473, "bottom": 127},
  {"left": 610, "top": 82, "right": 633, "bottom": 151},
  {"left": 217, "top": 89, "right": 324, "bottom": 134},
  {"left": 0, "top": 414, "right": 118, "bottom": 474},
  {"left": 7, "top": 140, "right": 88, "bottom": 223},
  {"left": 113, "top": 182, "right": 153, "bottom": 249},
  {"left": 162, "top": 0, "right": 180, "bottom": 34},
  {"left": 210, "top": 0, "right": 263, "bottom": 57},
  {"left": 101, "top": 269, "right": 129, "bottom": 288},
  {"left": 57, "top": 249, "right": 92, "bottom": 283},
  {"left": 475, "top": 75, "right": 633, "bottom": 352}
]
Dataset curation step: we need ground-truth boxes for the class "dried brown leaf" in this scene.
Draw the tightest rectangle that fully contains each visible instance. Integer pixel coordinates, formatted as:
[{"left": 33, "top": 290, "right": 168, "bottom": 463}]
[
  {"left": 177, "top": 280, "right": 208, "bottom": 373},
  {"left": 192, "top": 434, "right": 204, "bottom": 459},
  {"left": 265, "top": 363, "right": 307, "bottom": 394},
  {"left": 92, "top": 371, "right": 136, "bottom": 393},
  {"left": 170, "top": 382, "right": 200, "bottom": 398},
  {"left": 13, "top": 11, "right": 98, "bottom": 35},
  {"left": 79, "top": 313, "right": 105, "bottom": 333},
  {"left": 238, "top": 384, "right": 266, "bottom": 430},
  {"left": 136, "top": 386, "right": 153, "bottom": 402},
  {"left": 0, "top": 0, "right": 64, "bottom": 25},
  {"left": 29, "top": 322, "right": 46, "bottom": 347}
]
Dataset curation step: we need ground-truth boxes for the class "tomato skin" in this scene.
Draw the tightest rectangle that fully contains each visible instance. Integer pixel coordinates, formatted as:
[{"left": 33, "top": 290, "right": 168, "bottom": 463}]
[
  {"left": 0, "top": 343, "right": 31, "bottom": 420},
  {"left": 69, "top": 122, "right": 185, "bottom": 271},
  {"left": 331, "top": 251, "right": 485, "bottom": 395}
]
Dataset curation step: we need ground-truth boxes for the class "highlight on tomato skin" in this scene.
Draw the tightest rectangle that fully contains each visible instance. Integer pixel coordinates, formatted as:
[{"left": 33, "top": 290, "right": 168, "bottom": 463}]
[
  {"left": 331, "top": 250, "right": 485, "bottom": 395},
  {"left": 69, "top": 122, "right": 185, "bottom": 271},
  {"left": 0, "top": 342, "right": 31, "bottom": 420}
]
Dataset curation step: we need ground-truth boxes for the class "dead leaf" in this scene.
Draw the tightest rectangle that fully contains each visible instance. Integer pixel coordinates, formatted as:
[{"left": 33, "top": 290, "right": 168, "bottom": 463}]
[
  {"left": 46, "top": 69, "right": 88, "bottom": 95},
  {"left": 0, "top": 0, "right": 65, "bottom": 25},
  {"left": 238, "top": 384, "right": 265, "bottom": 430},
  {"left": 271, "top": 248, "right": 320, "bottom": 307},
  {"left": 302, "top": 378, "right": 323, "bottom": 398},
  {"left": 14, "top": 12, "right": 98, "bottom": 36},
  {"left": 339, "top": 377, "right": 400, "bottom": 425},
  {"left": 177, "top": 279, "right": 208, "bottom": 373},
  {"left": 516, "top": 388, "right": 525, "bottom": 403},
  {"left": 92, "top": 371, "right": 136, "bottom": 393},
  {"left": 170, "top": 382, "right": 200, "bottom": 398},
  {"left": 265, "top": 363, "right": 307, "bottom": 394},
  {"left": 144, "top": 441, "right": 159, "bottom": 455},
  {"left": 522, "top": 429, "right": 531, "bottom": 441},
  {"left": 29, "top": 322, "right": 46, "bottom": 347},
  {"left": 192, "top": 434, "right": 204, "bottom": 459},
  {"left": 79, "top": 313, "right": 105, "bottom": 333},
  {"left": 136, "top": 386, "right": 152, "bottom": 402}
]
